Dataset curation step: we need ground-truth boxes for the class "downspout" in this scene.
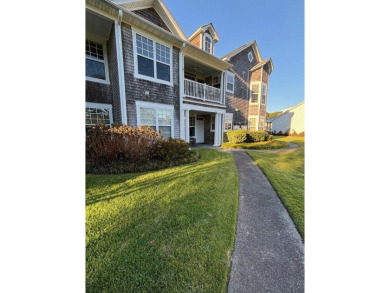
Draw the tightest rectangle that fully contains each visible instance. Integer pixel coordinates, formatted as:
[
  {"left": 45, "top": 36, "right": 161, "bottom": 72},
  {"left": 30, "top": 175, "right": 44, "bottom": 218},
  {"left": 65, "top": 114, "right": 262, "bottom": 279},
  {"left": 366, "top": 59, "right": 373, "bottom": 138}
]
[
  {"left": 179, "top": 43, "right": 186, "bottom": 140},
  {"left": 115, "top": 9, "right": 128, "bottom": 125}
]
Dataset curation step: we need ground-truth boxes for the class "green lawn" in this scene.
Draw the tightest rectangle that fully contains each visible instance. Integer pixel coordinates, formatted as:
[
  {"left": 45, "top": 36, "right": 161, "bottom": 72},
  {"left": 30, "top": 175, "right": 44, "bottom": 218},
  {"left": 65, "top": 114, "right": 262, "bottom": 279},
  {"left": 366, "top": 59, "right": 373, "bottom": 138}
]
[
  {"left": 221, "top": 139, "right": 288, "bottom": 150},
  {"left": 247, "top": 136, "right": 305, "bottom": 239},
  {"left": 86, "top": 149, "right": 239, "bottom": 292}
]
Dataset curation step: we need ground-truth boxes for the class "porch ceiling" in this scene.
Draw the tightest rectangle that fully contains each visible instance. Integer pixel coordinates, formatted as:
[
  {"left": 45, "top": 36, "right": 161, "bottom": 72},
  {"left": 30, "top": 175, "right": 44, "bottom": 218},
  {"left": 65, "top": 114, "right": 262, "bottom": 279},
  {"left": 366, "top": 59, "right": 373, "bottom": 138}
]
[
  {"left": 184, "top": 57, "right": 221, "bottom": 76},
  {"left": 86, "top": 10, "right": 114, "bottom": 39}
]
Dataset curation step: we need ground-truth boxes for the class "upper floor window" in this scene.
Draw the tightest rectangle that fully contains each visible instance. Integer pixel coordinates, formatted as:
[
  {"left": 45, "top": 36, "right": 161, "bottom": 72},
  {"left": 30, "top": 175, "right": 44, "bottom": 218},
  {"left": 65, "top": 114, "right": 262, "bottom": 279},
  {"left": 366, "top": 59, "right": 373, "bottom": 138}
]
[
  {"left": 248, "top": 51, "right": 254, "bottom": 62},
  {"left": 226, "top": 71, "right": 235, "bottom": 93},
  {"left": 261, "top": 82, "right": 268, "bottom": 104},
  {"left": 204, "top": 33, "right": 212, "bottom": 54},
  {"left": 133, "top": 30, "right": 173, "bottom": 86},
  {"left": 86, "top": 38, "right": 109, "bottom": 84},
  {"left": 250, "top": 83, "right": 260, "bottom": 103}
]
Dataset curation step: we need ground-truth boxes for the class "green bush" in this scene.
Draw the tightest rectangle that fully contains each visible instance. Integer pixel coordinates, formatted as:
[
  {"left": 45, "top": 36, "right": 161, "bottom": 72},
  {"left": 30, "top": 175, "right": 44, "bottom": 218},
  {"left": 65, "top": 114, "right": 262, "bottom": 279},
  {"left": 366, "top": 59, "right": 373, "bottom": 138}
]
[
  {"left": 227, "top": 130, "right": 272, "bottom": 143},
  {"left": 246, "top": 130, "right": 268, "bottom": 142},
  {"left": 154, "top": 138, "right": 192, "bottom": 162},
  {"left": 226, "top": 130, "right": 247, "bottom": 144}
]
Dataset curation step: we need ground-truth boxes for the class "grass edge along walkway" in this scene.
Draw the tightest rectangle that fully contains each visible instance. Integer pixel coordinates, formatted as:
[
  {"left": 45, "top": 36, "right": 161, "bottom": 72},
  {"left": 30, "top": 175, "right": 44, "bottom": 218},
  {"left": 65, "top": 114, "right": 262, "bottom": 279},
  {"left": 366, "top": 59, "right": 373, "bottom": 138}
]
[
  {"left": 247, "top": 136, "right": 305, "bottom": 239},
  {"left": 86, "top": 148, "right": 239, "bottom": 293}
]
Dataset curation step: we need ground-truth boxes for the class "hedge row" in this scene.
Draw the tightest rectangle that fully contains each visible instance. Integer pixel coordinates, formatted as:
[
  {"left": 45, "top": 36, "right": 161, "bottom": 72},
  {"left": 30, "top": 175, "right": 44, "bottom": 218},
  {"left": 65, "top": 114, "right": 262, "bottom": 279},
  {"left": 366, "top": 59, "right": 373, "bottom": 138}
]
[
  {"left": 86, "top": 125, "right": 198, "bottom": 174},
  {"left": 226, "top": 130, "right": 273, "bottom": 144}
]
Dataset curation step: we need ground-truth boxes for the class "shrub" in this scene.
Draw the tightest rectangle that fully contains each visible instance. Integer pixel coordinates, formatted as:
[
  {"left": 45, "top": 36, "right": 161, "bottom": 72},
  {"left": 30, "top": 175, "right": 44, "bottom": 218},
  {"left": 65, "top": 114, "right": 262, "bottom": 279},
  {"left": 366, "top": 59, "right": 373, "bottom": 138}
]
[
  {"left": 247, "top": 131, "right": 268, "bottom": 142},
  {"left": 153, "top": 138, "right": 192, "bottom": 162},
  {"left": 226, "top": 130, "right": 247, "bottom": 144},
  {"left": 86, "top": 152, "right": 199, "bottom": 174},
  {"left": 86, "top": 125, "right": 198, "bottom": 174},
  {"left": 86, "top": 125, "right": 161, "bottom": 164}
]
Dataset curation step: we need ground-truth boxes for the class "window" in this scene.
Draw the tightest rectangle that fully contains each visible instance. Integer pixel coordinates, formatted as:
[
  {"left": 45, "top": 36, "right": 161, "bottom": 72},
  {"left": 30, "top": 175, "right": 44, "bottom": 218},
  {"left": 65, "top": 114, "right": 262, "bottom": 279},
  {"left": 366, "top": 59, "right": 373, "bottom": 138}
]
[
  {"left": 204, "top": 34, "right": 212, "bottom": 53},
  {"left": 189, "top": 116, "right": 195, "bottom": 136},
  {"left": 248, "top": 116, "right": 257, "bottom": 131},
  {"left": 226, "top": 71, "right": 235, "bottom": 93},
  {"left": 86, "top": 38, "right": 109, "bottom": 83},
  {"left": 250, "top": 83, "right": 260, "bottom": 103},
  {"left": 85, "top": 103, "right": 113, "bottom": 126},
  {"left": 211, "top": 115, "right": 215, "bottom": 132},
  {"left": 136, "top": 102, "right": 174, "bottom": 138},
  {"left": 133, "top": 30, "right": 172, "bottom": 85},
  {"left": 224, "top": 113, "right": 233, "bottom": 131},
  {"left": 260, "top": 118, "right": 265, "bottom": 130},
  {"left": 261, "top": 82, "right": 268, "bottom": 104},
  {"left": 248, "top": 51, "right": 254, "bottom": 62}
]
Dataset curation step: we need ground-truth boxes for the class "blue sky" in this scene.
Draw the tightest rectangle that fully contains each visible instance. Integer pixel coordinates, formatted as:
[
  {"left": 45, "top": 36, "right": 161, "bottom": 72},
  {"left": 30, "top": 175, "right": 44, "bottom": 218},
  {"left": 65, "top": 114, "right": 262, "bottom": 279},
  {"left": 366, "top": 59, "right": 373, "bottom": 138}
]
[{"left": 164, "top": 0, "right": 304, "bottom": 113}]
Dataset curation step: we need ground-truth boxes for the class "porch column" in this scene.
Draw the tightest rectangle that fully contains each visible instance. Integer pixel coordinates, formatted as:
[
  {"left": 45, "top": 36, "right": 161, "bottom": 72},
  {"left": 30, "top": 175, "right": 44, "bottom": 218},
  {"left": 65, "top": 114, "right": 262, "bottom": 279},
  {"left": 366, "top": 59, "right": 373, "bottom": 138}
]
[
  {"left": 214, "top": 113, "right": 221, "bottom": 146},
  {"left": 184, "top": 109, "right": 190, "bottom": 143},
  {"left": 115, "top": 10, "right": 127, "bottom": 125}
]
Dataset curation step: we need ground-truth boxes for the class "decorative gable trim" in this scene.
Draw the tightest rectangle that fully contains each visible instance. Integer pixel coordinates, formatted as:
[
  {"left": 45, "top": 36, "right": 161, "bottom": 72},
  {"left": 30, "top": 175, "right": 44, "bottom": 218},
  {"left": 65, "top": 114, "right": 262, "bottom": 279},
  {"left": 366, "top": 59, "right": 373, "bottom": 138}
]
[
  {"left": 222, "top": 40, "right": 262, "bottom": 62},
  {"left": 112, "top": 0, "right": 187, "bottom": 40}
]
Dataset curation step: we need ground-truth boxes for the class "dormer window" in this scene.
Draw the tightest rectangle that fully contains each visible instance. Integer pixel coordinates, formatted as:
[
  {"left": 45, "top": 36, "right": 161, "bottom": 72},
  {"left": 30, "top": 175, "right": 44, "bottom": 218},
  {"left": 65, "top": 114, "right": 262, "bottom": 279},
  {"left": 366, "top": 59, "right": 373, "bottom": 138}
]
[{"left": 204, "top": 33, "right": 212, "bottom": 54}]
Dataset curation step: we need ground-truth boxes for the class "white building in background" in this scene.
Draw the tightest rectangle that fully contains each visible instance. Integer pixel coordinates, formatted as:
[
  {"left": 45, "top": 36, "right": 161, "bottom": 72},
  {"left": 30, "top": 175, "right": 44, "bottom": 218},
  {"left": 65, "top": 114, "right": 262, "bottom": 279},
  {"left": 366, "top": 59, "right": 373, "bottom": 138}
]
[{"left": 266, "top": 101, "right": 304, "bottom": 134}]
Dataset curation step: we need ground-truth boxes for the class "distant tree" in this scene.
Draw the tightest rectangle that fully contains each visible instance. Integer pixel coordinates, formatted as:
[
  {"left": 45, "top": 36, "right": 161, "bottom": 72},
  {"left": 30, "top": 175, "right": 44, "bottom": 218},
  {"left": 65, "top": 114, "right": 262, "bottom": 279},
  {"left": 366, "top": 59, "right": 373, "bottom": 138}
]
[{"left": 266, "top": 111, "right": 282, "bottom": 118}]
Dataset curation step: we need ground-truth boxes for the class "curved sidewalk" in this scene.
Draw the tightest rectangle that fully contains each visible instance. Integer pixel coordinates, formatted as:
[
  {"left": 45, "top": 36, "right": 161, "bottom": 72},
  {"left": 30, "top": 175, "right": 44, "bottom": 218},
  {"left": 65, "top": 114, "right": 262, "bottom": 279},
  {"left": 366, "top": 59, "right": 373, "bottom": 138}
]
[{"left": 228, "top": 151, "right": 304, "bottom": 293}]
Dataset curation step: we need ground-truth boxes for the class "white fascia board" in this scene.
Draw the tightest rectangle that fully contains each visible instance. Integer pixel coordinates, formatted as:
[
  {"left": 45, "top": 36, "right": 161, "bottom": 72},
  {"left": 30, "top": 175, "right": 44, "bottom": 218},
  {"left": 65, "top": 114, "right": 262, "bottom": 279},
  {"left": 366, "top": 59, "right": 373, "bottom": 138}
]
[{"left": 182, "top": 103, "right": 226, "bottom": 114}]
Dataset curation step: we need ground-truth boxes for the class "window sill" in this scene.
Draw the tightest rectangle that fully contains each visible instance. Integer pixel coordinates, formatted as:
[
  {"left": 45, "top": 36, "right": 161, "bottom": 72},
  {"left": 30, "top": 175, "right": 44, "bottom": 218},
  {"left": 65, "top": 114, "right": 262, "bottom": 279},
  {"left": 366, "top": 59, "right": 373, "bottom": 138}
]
[
  {"left": 86, "top": 76, "right": 110, "bottom": 85},
  {"left": 134, "top": 73, "right": 173, "bottom": 86}
]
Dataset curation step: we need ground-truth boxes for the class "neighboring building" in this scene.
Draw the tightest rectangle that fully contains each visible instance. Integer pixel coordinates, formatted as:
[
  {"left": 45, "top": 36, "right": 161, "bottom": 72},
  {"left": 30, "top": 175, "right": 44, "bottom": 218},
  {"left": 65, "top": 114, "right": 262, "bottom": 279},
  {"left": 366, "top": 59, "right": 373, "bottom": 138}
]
[
  {"left": 86, "top": 0, "right": 274, "bottom": 145},
  {"left": 266, "top": 101, "right": 304, "bottom": 134}
]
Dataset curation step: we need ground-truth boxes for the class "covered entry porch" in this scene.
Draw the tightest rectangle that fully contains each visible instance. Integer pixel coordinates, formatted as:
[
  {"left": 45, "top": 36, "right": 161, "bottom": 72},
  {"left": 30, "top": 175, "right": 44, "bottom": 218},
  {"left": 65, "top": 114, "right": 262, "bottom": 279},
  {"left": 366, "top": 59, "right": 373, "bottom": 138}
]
[{"left": 180, "top": 104, "right": 225, "bottom": 147}]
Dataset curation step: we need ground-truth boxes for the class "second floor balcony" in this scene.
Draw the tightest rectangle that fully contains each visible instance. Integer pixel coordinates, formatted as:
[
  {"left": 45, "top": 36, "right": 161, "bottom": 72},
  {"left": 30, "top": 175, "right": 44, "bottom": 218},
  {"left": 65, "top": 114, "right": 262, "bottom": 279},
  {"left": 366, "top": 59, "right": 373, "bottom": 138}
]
[
  {"left": 183, "top": 56, "right": 225, "bottom": 105},
  {"left": 184, "top": 79, "right": 222, "bottom": 104}
]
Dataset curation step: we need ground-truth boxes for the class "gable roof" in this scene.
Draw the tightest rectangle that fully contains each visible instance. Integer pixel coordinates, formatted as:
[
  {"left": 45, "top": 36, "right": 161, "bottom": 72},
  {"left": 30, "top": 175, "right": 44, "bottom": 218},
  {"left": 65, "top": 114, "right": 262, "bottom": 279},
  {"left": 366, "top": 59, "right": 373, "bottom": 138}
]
[
  {"left": 188, "top": 23, "right": 220, "bottom": 43},
  {"left": 111, "top": 0, "right": 187, "bottom": 40},
  {"left": 221, "top": 40, "right": 262, "bottom": 62},
  {"left": 266, "top": 101, "right": 305, "bottom": 122},
  {"left": 250, "top": 58, "right": 274, "bottom": 74}
]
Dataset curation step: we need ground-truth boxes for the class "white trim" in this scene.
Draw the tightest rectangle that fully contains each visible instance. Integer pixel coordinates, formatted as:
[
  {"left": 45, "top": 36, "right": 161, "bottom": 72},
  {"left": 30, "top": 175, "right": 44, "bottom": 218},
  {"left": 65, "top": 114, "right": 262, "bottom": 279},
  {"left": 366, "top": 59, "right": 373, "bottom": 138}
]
[
  {"left": 182, "top": 103, "right": 226, "bottom": 114},
  {"left": 226, "top": 71, "right": 235, "bottom": 93},
  {"left": 224, "top": 113, "right": 233, "bottom": 132},
  {"left": 132, "top": 28, "right": 173, "bottom": 86},
  {"left": 115, "top": 12, "right": 128, "bottom": 125},
  {"left": 85, "top": 33, "right": 110, "bottom": 85},
  {"left": 85, "top": 102, "right": 113, "bottom": 126},
  {"left": 248, "top": 51, "right": 254, "bottom": 62},
  {"left": 179, "top": 48, "right": 185, "bottom": 140},
  {"left": 248, "top": 115, "right": 258, "bottom": 131},
  {"left": 203, "top": 32, "right": 213, "bottom": 54},
  {"left": 249, "top": 81, "right": 261, "bottom": 105},
  {"left": 261, "top": 82, "right": 268, "bottom": 105},
  {"left": 135, "top": 101, "right": 175, "bottom": 138}
]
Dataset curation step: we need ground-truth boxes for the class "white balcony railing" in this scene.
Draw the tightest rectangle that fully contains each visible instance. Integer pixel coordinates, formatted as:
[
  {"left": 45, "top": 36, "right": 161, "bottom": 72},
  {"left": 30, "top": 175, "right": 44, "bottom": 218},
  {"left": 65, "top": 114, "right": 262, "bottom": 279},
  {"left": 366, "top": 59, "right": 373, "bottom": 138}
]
[{"left": 184, "top": 79, "right": 222, "bottom": 104}]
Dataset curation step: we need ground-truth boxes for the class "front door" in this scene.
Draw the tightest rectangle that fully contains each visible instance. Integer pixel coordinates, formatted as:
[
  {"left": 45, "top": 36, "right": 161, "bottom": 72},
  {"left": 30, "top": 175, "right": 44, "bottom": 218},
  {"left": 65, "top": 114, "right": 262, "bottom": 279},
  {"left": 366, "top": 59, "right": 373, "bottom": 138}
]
[{"left": 195, "top": 116, "right": 204, "bottom": 143}]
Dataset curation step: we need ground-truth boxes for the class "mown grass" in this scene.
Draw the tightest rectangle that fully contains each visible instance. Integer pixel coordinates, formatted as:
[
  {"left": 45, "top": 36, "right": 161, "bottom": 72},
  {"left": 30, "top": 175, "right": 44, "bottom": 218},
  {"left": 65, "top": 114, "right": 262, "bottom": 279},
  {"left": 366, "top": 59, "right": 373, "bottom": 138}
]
[
  {"left": 247, "top": 136, "right": 305, "bottom": 239},
  {"left": 221, "top": 140, "right": 288, "bottom": 150},
  {"left": 86, "top": 149, "right": 239, "bottom": 293}
]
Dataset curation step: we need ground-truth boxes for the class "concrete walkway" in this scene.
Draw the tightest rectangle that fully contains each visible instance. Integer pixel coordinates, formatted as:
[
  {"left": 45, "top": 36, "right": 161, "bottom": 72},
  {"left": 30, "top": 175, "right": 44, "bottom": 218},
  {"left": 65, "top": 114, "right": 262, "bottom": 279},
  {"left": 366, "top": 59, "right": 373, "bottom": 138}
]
[{"left": 228, "top": 151, "right": 304, "bottom": 293}]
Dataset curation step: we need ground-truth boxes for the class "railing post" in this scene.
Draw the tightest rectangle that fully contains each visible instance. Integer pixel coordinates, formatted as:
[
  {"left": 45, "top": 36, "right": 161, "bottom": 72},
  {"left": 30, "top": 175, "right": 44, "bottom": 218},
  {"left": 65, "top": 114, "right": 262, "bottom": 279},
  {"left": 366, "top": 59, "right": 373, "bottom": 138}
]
[{"left": 203, "top": 84, "right": 206, "bottom": 101}]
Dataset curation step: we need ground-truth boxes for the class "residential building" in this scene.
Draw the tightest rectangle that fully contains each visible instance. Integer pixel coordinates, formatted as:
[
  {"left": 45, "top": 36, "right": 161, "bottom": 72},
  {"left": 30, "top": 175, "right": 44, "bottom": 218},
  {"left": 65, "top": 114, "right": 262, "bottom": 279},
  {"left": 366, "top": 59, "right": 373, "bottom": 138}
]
[
  {"left": 86, "top": 0, "right": 273, "bottom": 146},
  {"left": 266, "top": 101, "right": 305, "bottom": 134}
]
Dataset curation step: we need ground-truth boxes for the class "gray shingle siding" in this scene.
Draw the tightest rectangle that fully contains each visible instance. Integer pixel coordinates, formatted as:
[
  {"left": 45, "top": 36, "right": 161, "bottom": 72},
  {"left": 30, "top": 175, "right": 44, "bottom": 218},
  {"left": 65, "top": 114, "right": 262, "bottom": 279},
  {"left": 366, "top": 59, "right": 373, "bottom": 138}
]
[
  {"left": 225, "top": 46, "right": 258, "bottom": 126},
  {"left": 121, "top": 23, "right": 180, "bottom": 138},
  {"left": 107, "top": 25, "right": 122, "bottom": 124}
]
